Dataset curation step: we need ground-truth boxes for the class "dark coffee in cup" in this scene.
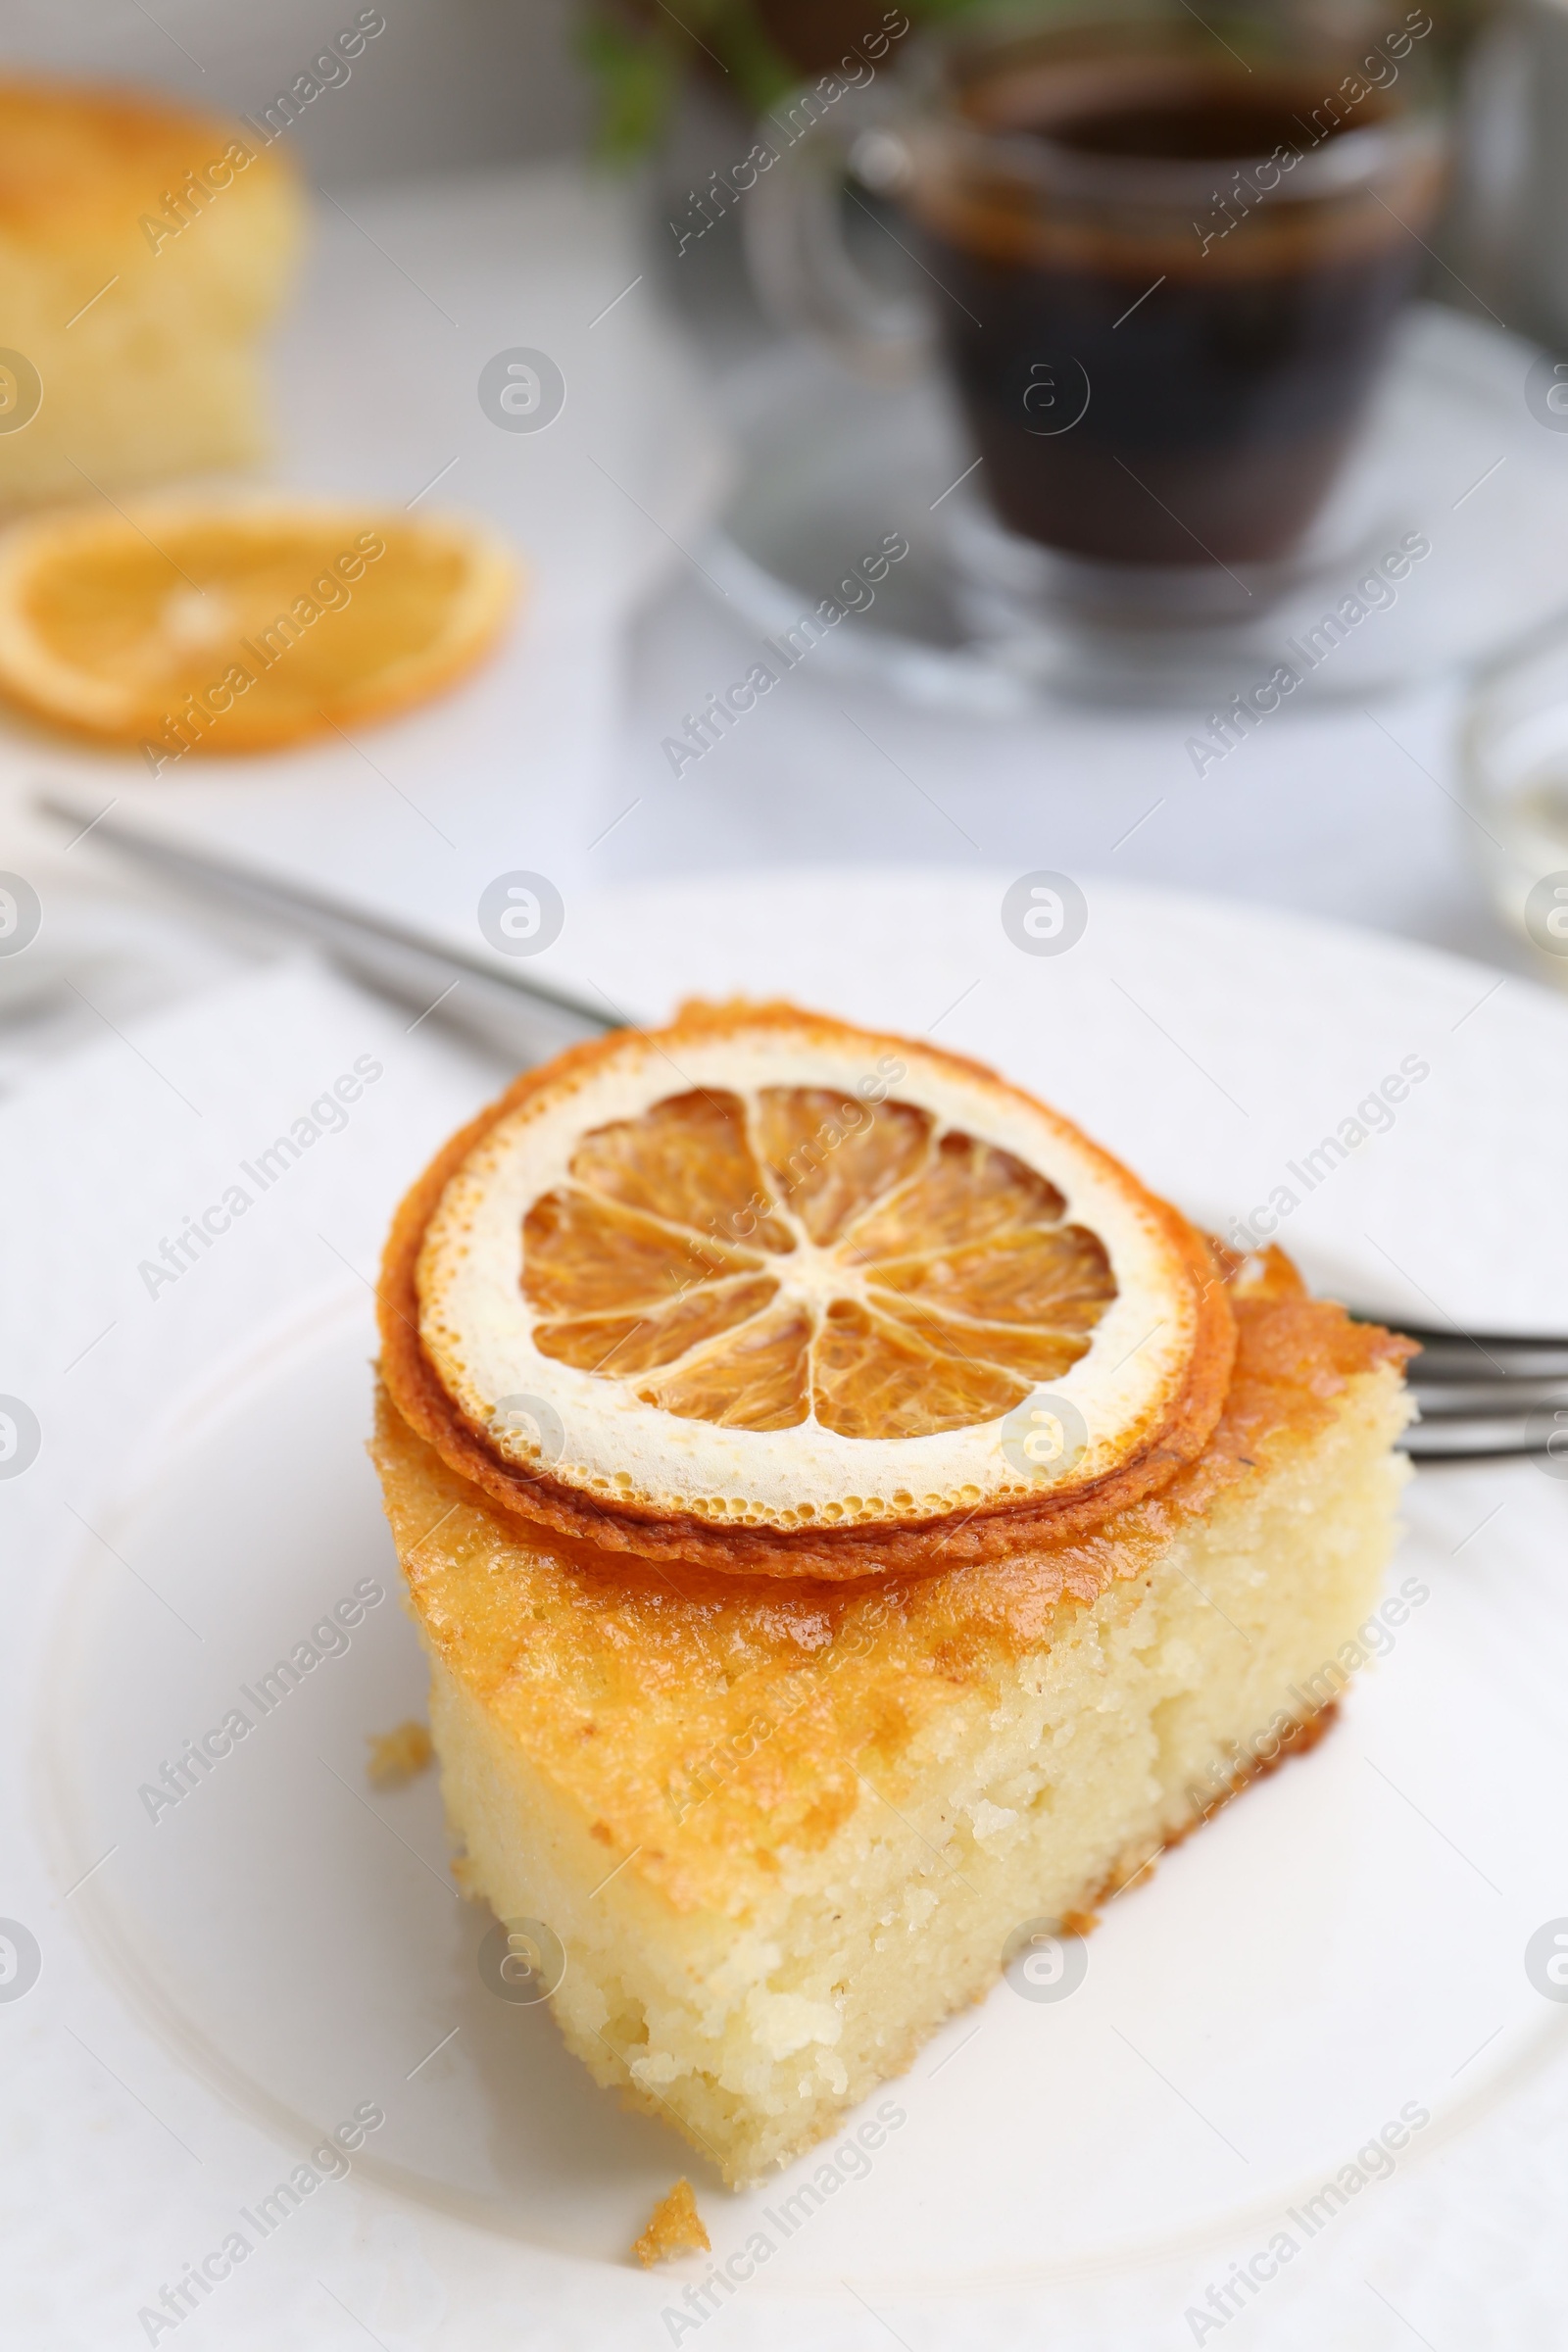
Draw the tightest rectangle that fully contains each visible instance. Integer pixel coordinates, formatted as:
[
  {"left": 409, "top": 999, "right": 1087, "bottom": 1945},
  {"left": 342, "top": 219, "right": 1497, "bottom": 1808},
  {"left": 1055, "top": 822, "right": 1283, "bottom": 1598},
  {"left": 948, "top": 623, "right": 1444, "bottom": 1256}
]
[{"left": 905, "top": 45, "right": 1445, "bottom": 566}]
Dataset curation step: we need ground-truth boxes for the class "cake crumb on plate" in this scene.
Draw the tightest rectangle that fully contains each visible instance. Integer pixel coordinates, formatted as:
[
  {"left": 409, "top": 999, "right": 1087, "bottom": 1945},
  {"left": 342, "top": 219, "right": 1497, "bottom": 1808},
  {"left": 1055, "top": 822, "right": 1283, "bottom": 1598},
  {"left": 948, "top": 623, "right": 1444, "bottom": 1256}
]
[
  {"left": 632, "top": 2180, "right": 710, "bottom": 2268},
  {"left": 366, "top": 1720, "right": 433, "bottom": 1788}
]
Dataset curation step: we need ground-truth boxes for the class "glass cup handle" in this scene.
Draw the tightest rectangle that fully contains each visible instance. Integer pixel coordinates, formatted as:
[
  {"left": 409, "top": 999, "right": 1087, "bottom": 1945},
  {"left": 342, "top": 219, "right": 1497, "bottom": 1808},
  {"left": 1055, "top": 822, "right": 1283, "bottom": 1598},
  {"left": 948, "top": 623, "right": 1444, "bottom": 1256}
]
[{"left": 744, "top": 108, "right": 930, "bottom": 383}]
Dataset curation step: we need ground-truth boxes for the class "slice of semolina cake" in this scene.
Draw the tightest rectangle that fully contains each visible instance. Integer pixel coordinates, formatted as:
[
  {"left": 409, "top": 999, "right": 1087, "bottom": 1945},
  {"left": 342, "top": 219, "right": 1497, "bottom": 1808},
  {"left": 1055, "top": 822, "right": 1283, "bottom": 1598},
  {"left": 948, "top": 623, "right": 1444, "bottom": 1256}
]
[
  {"left": 371, "top": 1265, "right": 1412, "bottom": 2186},
  {"left": 0, "top": 79, "right": 301, "bottom": 507}
]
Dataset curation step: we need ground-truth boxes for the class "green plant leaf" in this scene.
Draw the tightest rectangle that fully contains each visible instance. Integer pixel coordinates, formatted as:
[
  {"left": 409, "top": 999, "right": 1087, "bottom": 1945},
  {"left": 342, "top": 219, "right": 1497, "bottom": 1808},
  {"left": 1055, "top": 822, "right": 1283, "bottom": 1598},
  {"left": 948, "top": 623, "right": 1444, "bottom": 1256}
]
[{"left": 577, "top": 11, "right": 682, "bottom": 163}]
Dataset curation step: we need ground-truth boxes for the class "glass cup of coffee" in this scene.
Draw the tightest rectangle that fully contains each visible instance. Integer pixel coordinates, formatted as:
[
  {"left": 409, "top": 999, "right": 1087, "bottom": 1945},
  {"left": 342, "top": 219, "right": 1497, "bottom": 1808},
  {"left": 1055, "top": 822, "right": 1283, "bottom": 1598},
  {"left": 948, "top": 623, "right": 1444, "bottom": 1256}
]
[{"left": 746, "top": 4, "right": 1448, "bottom": 639}]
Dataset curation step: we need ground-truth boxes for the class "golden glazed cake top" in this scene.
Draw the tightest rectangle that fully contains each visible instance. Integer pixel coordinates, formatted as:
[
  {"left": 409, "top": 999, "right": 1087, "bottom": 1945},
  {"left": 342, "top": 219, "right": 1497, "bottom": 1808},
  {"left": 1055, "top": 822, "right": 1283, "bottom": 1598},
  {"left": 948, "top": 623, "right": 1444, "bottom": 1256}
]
[
  {"left": 0, "top": 79, "right": 293, "bottom": 245},
  {"left": 378, "top": 1001, "right": 1237, "bottom": 1579},
  {"left": 372, "top": 1257, "right": 1413, "bottom": 1918}
]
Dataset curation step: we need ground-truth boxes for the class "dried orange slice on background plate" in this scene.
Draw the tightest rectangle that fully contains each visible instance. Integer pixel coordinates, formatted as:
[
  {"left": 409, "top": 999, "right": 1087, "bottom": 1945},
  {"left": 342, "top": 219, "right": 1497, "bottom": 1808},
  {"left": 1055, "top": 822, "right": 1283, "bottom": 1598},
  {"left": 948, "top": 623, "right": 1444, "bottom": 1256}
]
[
  {"left": 379, "top": 1001, "right": 1235, "bottom": 1579},
  {"left": 0, "top": 500, "right": 517, "bottom": 760}
]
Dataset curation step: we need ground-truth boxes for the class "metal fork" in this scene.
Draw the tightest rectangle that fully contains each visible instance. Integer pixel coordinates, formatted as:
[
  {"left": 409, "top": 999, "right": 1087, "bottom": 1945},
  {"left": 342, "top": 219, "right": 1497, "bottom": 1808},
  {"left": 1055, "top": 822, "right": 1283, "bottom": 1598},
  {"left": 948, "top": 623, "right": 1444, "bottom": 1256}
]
[
  {"left": 34, "top": 795, "right": 614, "bottom": 1066},
  {"left": 1351, "top": 1316, "right": 1568, "bottom": 1464}
]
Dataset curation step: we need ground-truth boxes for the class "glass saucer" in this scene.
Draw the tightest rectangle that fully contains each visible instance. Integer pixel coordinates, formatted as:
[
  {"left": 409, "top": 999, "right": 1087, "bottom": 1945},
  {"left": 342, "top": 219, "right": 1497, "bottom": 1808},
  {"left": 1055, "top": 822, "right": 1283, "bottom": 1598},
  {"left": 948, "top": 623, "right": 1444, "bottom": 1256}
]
[{"left": 703, "top": 302, "right": 1568, "bottom": 712}]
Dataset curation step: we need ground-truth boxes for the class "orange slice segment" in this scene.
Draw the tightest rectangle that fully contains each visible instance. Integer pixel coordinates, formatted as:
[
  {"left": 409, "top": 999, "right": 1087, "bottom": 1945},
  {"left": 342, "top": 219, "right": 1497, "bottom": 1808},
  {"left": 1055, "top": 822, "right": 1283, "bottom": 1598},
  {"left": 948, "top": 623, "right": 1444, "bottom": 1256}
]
[
  {"left": 532, "top": 1275, "right": 783, "bottom": 1379},
  {"left": 568, "top": 1091, "right": 796, "bottom": 1253},
  {"left": 0, "top": 499, "right": 515, "bottom": 758},
  {"left": 753, "top": 1088, "right": 934, "bottom": 1246},
  {"left": 642, "top": 1299, "right": 814, "bottom": 1432},
  {"left": 842, "top": 1129, "right": 1067, "bottom": 1257},
  {"left": 867, "top": 1221, "right": 1116, "bottom": 1330},
  {"left": 517, "top": 1095, "right": 1117, "bottom": 1440},
  {"left": 811, "top": 1297, "right": 1026, "bottom": 1439},
  {"left": 387, "top": 1001, "right": 1236, "bottom": 1579},
  {"left": 520, "top": 1189, "right": 760, "bottom": 1318}
]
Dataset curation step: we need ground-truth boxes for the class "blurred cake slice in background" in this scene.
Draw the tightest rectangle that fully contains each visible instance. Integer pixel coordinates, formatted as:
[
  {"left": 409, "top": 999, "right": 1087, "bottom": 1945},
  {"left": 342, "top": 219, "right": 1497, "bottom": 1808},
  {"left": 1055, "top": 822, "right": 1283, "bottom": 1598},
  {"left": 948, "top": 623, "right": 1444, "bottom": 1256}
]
[{"left": 0, "top": 78, "right": 302, "bottom": 506}]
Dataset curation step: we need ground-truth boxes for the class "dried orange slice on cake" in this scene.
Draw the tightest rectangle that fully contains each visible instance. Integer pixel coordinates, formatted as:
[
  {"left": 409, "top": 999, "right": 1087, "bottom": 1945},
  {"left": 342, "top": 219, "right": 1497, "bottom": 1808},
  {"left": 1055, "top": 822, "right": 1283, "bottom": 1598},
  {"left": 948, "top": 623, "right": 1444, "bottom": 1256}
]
[
  {"left": 0, "top": 500, "right": 515, "bottom": 760},
  {"left": 380, "top": 1002, "right": 1234, "bottom": 1579}
]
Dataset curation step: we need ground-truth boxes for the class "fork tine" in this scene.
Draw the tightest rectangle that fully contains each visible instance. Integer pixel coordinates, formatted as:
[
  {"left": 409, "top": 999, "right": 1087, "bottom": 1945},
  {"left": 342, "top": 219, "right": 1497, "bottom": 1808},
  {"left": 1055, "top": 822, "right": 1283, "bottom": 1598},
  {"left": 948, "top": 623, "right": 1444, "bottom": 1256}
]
[
  {"left": 1405, "top": 1381, "right": 1568, "bottom": 1415},
  {"left": 1348, "top": 1312, "right": 1568, "bottom": 1380},
  {"left": 1404, "top": 1423, "right": 1564, "bottom": 1460}
]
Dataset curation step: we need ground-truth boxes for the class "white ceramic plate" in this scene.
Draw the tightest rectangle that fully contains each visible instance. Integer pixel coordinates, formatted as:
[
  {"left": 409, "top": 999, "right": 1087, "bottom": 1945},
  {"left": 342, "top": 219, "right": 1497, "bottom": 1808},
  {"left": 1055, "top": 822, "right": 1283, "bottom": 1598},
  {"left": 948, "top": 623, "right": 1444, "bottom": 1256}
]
[{"left": 25, "top": 872, "right": 1568, "bottom": 2346}]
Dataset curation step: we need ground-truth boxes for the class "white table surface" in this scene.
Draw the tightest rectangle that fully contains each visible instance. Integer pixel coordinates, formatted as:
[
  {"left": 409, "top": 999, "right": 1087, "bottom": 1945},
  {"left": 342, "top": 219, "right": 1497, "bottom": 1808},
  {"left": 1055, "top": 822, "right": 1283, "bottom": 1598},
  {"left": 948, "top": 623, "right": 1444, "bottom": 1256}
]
[
  {"left": 612, "top": 578, "right": 1500, "bottom": 960},
  {"left": 0, "top": 544, "right": 1534, "bottom": 1092}
]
